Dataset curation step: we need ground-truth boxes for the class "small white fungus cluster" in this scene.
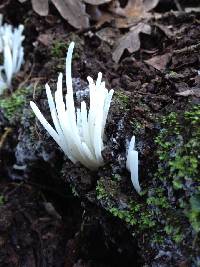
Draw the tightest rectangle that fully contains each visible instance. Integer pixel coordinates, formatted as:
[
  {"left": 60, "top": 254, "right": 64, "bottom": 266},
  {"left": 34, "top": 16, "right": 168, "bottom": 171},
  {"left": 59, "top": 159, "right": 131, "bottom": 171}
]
[
  {"left": 0, "top": 15, "right": 24, "bottom": 94},
  {"left": 30, "top": 42, "right": 114, "bottom": 170},
  {"left": 126, "top": 136, "right": 140, "bottom": 193}
]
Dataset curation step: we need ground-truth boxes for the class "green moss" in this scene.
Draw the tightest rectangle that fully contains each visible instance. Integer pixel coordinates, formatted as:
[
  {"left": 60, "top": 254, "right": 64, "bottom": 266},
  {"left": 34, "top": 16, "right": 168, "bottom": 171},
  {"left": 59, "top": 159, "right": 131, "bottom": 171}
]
[
  {"left": 96, "top": 177, "right": 156, "bottom": 232},
  {"left": 112, "top": 174, "right": 122, "bottom": 181},
  {"left": 152, "top": 234, "right": 165, "bottom": 245},
  {"left": 96, "top": 179, "right": 109, "bottom": 200},
  {"left": 115, "top": 91, "right": 129, "bottom": 110},
  {"left": 51, "top": 41, "right": 68, "bottom": 58},
  {"left": 95, "top": 105, "right": 199, "bottom": 253},
  {"left": 147, "top": 190, "right": 170, "bottom": 209},
  {"left": 96, "top": 178, "right": 117, "bottom": 201},
  {"left": 154, "top": 105, "right": 200, "bottom": 236},
  {"left": 51, "top": 39, "right": 81, "bottom": 59},
  {"left": 130, "top": 118, "right": 143, "bottom": 135},
  {"left": 164, "top": 224, "right": 184, "bottom": 243},
  {"left": 187, "top": 194, "right": 200, "bottom": 233},
  {"left": 0, "top": 87, "right": 30, "bottom": 121},
  {"left": 109, "top": 200, "right": 156, "bottom": 230}
]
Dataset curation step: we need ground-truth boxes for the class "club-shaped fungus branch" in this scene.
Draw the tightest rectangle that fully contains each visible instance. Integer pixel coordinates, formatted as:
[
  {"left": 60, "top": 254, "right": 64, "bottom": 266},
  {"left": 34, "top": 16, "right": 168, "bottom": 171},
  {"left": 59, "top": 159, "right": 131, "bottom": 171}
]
[{"left": 126, "top": 136, "right": 140, "bottom": 193}]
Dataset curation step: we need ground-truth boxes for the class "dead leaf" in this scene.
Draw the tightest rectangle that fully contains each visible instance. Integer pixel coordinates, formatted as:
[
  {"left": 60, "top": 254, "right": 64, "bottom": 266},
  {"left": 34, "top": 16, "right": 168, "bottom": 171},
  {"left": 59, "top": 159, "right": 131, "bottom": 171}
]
[
  {"left": 31, "top": 0, "right": 49, "bottom": 16},
  {"left": 96, "top": 27, "right": 120, "bottom": 45},
  {"left": 109, "top": 0, "right": 159, "bottom": 17},
  {"left": 112, "top": 22, "right": 151, "bottom": 62},
  {"left": 51, "top": 0, "right": 89, "bottom": 29},
  {"left": 18, "top": 0, "right": 89, "bottom": 29},
  {"left": 106, "top": 0, "right": 159, "bottom": 29},
  {"left": 145, "top": 53, "right": 171, "bottom": 71},
  {"left": 176, "top": 89, "right": 200, "bottom": 97}
]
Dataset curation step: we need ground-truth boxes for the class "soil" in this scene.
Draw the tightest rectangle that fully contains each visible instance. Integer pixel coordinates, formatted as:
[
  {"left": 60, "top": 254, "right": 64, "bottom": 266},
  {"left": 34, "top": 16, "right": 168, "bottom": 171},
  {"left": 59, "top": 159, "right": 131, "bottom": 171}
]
[{"left": 0, "top": 1, "right": 200, "bottom": 266}]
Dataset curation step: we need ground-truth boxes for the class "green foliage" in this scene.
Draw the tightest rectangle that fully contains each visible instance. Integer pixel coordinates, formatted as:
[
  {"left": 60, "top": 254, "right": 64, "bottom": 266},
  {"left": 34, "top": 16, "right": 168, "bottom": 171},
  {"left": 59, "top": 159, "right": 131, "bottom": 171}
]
[
  {"left": 115, "top": 91, "right": 129, "bottom": 110},
  {"left": 51, "top": 39, "right": 81, "bottom": 59},
  {"left": 96, "top": 179, "right": 109, "bottom": 200},
  {"left": 109, "top": 203, "right": 156, "bottom": 229},
  {"left": 112, "top": 174, "right": 122, "bottom": 182},
  {"left": 0, "top": 88, "right": 29, "bottom": 121},
  {"left": 95, "top": 105, "right": 200, "bottom": 251},
  {"left": 154, "top": 105, "right": 200, "bottom": 235},
  {"left": 164, "top": 224, "right": 184, "bottom": 243},
  {"left": 96, "top": 177, "right": 156, "bottom": 232},
  {"left": 109, "top": 200, "right": 156, "bottom": 230},
  {"left": 51, "top": 41, "right": 68, "bottom": 58},
  {"left": 147, "top": 189, "right": 170, "bottom": 209},
  {"left": 130, "top": 118, "right": 142, "bottom": 135},
  {"left": 187, "top": 194, "right": 200, "bottom": 232}
]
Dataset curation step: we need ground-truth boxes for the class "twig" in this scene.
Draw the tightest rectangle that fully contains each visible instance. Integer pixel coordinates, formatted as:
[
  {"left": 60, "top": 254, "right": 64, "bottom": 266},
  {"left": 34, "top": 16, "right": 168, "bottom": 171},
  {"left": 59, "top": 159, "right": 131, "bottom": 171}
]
[
  {"left": 0, "top": 127, "right": 12, "bottom": 148},
  {"left": 32, "top": 79, "right": 41, "bottom": 99},
  {"left": 173, "top": 42, "right": 200, "bottom": 54}
]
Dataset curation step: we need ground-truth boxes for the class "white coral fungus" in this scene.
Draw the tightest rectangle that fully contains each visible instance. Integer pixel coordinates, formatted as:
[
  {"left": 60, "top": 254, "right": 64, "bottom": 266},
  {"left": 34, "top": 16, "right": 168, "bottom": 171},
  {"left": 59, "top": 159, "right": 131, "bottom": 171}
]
[
  {"left": 126, "top": 136, "right": 140, "bottom": 193},
  {"left": 30, "top": 42, "right": 114, "bottom": 170},
  {"left": 0, "top": 16, "right": 24, "bottom": 94}
]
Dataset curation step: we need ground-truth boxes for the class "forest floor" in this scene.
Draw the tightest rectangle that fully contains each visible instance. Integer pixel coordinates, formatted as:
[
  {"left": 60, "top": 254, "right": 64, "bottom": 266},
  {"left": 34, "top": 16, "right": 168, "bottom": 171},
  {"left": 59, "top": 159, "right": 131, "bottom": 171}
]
[{"left": 0, "top": 1, "right": 200, "bottom": 266}]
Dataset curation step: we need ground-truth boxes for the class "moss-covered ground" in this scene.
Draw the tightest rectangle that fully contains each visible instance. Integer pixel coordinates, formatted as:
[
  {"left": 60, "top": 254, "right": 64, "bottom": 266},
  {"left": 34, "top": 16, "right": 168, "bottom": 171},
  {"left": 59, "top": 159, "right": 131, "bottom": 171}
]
[{"left": 96, "top": 104, "right": 200, "bottom": 262}]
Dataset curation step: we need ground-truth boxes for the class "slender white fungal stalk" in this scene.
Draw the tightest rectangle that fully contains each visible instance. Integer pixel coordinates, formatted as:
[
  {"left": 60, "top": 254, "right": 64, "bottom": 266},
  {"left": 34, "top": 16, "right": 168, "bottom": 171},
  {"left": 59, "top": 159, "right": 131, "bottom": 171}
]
[
  {"left": 30, "top": 42, "right": 114, "bottom": 170},
  {"left": 0, "top": 18, "right": 24, "bottom": 94},
  {"left": 126, "top": 136, "right": 140, "bottom": 193}
]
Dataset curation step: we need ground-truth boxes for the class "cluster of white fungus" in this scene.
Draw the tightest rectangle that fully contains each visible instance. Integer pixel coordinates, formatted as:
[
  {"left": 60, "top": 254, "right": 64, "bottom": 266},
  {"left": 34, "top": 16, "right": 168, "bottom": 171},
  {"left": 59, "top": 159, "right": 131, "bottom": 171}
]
[
  {"left": 30, "top": 42, "right": 140, "bottom": 193},
  {"left": 30, "top": 42, "right": 114, "bottom": 170},
  {"left": 0, "top": 15, "right": 24, "bottom": 94}
]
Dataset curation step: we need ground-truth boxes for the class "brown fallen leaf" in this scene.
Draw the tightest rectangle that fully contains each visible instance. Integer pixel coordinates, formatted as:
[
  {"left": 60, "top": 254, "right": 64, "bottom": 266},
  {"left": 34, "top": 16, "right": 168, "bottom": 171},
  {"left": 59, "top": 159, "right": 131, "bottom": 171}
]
[
  {"left": 176, "top": 88, "right": 200, "bottom": 98},
  {"left": 51, "top": 0, "right": 89, "bottom": 29},
  {"left": 112, "top": 22, "right": 151, "bottom": 63},
  {"left": 96, "top": 27, "right": 120, "bottom": 45},
  {"left": 113, "top": 0, "right": 159, "bottom": 29},
  {"left": 109, "top": 0, "right": 159, "bottom": 17},
  {"left": 18, "top": 0, "right": 89, "bottom": 29},
  {"left": 145, "top": 53, "right": 171, "bottom": 71},
  {"left": 31, "top": 0, "right": 49, "bottom": 16},
  {"left": 19, "top": 0, "right": 159, "bottom": 30}
]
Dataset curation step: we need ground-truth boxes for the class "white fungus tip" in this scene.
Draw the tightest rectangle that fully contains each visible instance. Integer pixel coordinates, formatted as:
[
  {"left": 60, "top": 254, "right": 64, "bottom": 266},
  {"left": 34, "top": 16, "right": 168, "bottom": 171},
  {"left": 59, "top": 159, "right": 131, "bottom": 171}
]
[{"left": 126, "top": 136, "right": 140, "bottom": 194}]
